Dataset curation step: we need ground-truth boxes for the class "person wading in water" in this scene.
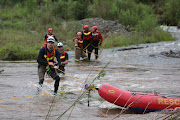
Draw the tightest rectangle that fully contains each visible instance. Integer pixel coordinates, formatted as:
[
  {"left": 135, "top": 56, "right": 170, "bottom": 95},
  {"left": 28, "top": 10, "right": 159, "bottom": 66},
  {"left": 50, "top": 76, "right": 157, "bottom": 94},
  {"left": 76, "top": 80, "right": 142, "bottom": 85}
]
[
  {"left": 56, "top": 42, "right": 69, "bottom": 74},
  {"left": 37, "top": 36, "right": 61, "bottom": 94},
  {"left": 88, "top": 26, "right": 103, "bottom": 60}
]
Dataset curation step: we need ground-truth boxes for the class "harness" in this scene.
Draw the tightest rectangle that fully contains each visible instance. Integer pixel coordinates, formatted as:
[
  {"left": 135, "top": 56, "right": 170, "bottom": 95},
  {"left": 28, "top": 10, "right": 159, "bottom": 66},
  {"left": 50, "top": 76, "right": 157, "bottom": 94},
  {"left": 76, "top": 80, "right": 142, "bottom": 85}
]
[
  {"left": 82, "top": 31, "right": 91, "bottom": 40},
  {"left": 43, "top": 45, "right": 56, "bottom": 61}
]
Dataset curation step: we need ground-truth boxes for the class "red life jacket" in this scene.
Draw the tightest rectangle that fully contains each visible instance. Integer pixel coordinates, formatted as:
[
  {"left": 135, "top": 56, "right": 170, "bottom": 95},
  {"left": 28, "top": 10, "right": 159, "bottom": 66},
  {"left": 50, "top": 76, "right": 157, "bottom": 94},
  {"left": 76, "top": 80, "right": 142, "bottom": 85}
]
[
  {"left": 92, "top": 32, "right": 100, "bottom": 41},
  {"left": 74, "top": 38, "right": 83, "bottom": 48},
  {"left": 60, "top": 51, "right": 66, "bottom": 62},
  {"left": 43, "top": 45, "right": 56, "bottom": 62},
  {"left": 82, "top": 30, "right": 91, "bottom": 41},
  {"left": 46, "top": 33, "right": 55, "bottom": 40}
]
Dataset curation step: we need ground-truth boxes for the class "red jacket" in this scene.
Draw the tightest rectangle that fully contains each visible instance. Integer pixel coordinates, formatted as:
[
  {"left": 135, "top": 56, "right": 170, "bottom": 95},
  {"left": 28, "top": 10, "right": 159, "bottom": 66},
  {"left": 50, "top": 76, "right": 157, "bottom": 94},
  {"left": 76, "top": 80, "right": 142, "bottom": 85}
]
[{"left": 92, "top": 32, "right": 103, "bottom": 43}]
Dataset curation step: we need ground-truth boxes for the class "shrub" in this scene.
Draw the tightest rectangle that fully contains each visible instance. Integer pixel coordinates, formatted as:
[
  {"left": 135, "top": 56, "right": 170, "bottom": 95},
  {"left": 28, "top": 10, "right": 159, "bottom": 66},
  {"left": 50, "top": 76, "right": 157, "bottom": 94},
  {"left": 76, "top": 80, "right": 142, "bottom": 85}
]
[
  {"left": 0, "top": 43, "right": 39, "bottom": 60},
  {"left": 135, "top": 15, "right": 157, "bottom": 32},
  {"left": 163, "top": 0, "right": 180, "bottom": 25}
]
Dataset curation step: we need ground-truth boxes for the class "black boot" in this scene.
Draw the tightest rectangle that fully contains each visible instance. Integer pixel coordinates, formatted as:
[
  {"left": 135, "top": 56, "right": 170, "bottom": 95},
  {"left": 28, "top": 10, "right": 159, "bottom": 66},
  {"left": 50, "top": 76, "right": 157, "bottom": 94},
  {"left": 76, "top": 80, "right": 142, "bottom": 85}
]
[
  {"left": 39, "top": 79, "right": 44, "bottom": 86},
  {"left": 54, "top": 76, "right": 60, "bottom": 94},
  {"left": 88, "top": 53, "right": 91, "bottom": 60}
]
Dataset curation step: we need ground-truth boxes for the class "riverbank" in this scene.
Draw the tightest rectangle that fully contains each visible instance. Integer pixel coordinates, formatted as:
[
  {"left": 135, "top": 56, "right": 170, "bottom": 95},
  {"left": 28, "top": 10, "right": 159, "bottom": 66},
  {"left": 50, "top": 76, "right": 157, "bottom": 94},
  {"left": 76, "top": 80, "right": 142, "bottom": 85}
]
[
  {"left": 0, "top": 0, "right": 178, "bottom": 60},
  {"left": 0, "top": 19, "right": 175, "bottom": 60}
]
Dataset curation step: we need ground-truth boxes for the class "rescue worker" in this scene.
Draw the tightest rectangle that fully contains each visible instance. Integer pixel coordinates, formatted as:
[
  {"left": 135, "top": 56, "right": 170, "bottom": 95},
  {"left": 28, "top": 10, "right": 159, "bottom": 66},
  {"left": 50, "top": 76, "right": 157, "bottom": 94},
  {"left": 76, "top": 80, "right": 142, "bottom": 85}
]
[
  {"left": 43, "top": 28, "right": 58, "bottom": 44},
  {"left": 57, "top": 42, "right": 69, "bottom": 74},
  {"left": 74, "top": 32, "right": 88, "bottom": 62},
  {"left": 37, "top": 36, "right": 61, "bottom": 94},
  {"left": 82, "top": 25, "right": 92, "bottom": 56},
  {"left": 88, "top": 26, "right": 103, "bottom": 60}
]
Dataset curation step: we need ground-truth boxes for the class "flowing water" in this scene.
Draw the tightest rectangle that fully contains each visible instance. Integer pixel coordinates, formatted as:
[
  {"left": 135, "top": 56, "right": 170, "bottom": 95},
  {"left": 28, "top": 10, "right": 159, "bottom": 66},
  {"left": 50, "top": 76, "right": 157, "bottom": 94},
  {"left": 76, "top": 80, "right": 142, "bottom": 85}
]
[{"left": 0, "top": 26, "right": 180, "bottom": 120}]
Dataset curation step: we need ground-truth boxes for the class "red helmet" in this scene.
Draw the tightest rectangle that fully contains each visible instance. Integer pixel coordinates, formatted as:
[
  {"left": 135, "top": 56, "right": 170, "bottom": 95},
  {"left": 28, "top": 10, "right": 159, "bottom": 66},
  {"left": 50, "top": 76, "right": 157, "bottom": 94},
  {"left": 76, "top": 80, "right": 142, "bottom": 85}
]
[
  {"left": 92, "top": 26, "right": 98, "bottom": 30},
  {"left": 77, "top": 32, "right": 82, "bottom": 36},
  {"left": 48, "top": 28, "right": 53, "bottom": 31},
  {"left": 84, "top": 25, "right": 89, "bottom": 29}
]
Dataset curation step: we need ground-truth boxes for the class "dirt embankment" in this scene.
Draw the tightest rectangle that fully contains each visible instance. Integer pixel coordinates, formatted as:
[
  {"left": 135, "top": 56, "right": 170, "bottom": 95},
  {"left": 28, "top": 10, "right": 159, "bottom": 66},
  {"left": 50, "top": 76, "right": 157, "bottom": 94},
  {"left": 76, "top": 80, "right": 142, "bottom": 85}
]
[
  {"left": 79, "top": 18, "right": 129, "bottom": 34},
  {"left": 65, "top": 18, "right": 130, "bottom": 35}
]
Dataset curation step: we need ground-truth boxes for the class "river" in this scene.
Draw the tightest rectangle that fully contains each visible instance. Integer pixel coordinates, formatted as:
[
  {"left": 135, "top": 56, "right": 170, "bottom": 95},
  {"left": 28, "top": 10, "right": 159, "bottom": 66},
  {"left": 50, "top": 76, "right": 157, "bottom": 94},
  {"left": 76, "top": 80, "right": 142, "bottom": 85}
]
[{"left": 0, "top": 26, "right": 180, "bottom": 120}]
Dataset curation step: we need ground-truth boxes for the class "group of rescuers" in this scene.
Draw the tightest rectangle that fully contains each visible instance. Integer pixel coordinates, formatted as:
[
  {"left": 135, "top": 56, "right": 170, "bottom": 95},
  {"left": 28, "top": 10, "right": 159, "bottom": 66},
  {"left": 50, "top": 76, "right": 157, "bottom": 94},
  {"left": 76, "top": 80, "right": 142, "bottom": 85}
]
[{"left": 37, "top": 25, "right": 103, "bottom": 94}]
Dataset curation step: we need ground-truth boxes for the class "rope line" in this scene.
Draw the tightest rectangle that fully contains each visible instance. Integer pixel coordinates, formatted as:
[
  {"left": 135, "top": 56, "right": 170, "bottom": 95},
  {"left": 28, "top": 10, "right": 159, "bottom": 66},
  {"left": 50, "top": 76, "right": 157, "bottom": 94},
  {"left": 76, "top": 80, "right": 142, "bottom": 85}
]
[
  {"left": 67, "top": 66, "right": 129, "bottom": 74},
  {"left": 63, "top": 42, "right": 135, "bottom": 68},
  {"left": 58, "top": 69, "right": 85, "bottom": 84},
  {"left": 86, "top": 51, "right": 135, "bottom": 68},
  {"left": 91, "top": 44, "right": 99, "bottom": 48},
  {"left": 0, "top": 89, "right": 83, "bottom": 102},
  {"left": 83, "top": 43, "right": 90, "bottom": 51}
]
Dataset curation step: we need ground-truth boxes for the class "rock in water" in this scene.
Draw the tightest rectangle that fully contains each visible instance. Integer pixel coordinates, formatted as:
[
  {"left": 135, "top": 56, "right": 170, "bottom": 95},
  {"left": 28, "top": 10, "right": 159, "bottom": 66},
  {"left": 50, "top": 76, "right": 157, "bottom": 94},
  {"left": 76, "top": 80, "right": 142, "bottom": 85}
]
[
  {"left": 0, "top": 70, "right": 4, "bottom": 74},
  {"left": 160, "top": 50, "right": 180, "bottom": 58}
]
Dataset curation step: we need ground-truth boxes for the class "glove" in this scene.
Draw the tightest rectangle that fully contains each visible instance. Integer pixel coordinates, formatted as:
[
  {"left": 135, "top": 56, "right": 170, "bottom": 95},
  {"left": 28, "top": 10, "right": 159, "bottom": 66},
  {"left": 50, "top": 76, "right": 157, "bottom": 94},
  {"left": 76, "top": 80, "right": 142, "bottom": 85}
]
[
  {"left": 46, "top": 65, "right": 52, "bottom": 75},
  {"left": 46, "top": 65, "right": 55, "bottom": 75},
  {"left": 99, "top": 43, "right": 102, "bottom": 46}
]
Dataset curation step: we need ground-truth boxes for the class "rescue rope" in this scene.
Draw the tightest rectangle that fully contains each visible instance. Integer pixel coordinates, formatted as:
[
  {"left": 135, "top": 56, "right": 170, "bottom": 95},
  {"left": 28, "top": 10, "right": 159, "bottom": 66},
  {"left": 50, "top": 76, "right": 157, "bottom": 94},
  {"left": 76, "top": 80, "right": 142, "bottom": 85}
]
[
  {"left": 56, "top": 68, "right": 85, "bottom": 84},
  {"left": 86, "top": 50, "right": 135, "bottom": 68},
  {"left": 62, "top": 43, "right": 135, "bottom": 68},
  {"left": 91, "top": 44, "right": 100, "bottom": 48},
  {"left": 0, "top": 89, "right": 83, "bottom": 102},
  {"left": 51, "top": 64, "right": 85, "bottom": 84},
  {"left": 83, "top": 43, "right": 90, "bottom": 51},
  {"left": 67, "top": 66, "right": 129, "bottom": 74},
  {"left": 78, "top": 41, "right": 136, "bottom": 68}
]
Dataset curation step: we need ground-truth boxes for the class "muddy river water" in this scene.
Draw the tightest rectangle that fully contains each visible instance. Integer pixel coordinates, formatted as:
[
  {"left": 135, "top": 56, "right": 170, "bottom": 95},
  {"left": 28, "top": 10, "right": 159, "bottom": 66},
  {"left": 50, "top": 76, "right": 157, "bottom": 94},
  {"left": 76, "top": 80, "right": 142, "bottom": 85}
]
[{"left": 0, "top": 26, "right": 180, "bottom": 120}]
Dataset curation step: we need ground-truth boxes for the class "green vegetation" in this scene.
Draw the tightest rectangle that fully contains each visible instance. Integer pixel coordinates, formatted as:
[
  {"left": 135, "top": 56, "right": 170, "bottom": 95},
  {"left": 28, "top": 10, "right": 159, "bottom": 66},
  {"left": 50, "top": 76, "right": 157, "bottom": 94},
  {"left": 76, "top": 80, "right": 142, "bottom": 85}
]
[
  {"left": 104, "top": 29, "right": 174, "bottom": 48},
  {"left": 136, "top": 0, "right": 180, "bottom": 26},
  {"left": 0, "top": 0, "right": 178, "bottom": 60}
]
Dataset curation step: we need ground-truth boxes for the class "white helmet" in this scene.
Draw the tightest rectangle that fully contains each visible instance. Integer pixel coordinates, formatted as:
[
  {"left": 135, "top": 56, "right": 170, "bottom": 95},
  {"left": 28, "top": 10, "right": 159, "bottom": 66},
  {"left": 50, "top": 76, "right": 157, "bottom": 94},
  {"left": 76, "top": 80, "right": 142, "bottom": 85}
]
[
  {"left": 47, "top": 36, "right": 55, "bottom": 43},
  {"left": 57, "top": 42, "right": 63, "bottom": 47}
]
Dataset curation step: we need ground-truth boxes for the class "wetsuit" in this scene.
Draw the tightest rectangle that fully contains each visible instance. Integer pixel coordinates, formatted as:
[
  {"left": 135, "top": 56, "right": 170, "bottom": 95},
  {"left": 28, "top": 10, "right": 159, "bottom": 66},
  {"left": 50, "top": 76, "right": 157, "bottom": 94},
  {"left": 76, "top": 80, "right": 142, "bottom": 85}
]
[
  {"left": 81, "top": 30, "right": 92, "bottom": 54},
  {"left": 88, "top": 31, "right": 103, "bottom": 60}
]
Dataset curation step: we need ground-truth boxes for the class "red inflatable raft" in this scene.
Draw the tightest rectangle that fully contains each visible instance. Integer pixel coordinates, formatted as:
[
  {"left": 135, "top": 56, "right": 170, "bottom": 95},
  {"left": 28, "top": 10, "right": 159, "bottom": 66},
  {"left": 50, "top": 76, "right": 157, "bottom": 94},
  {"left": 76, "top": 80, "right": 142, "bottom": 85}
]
[{"left": 98, "top": 84, "right": 180, "bottom": 112}]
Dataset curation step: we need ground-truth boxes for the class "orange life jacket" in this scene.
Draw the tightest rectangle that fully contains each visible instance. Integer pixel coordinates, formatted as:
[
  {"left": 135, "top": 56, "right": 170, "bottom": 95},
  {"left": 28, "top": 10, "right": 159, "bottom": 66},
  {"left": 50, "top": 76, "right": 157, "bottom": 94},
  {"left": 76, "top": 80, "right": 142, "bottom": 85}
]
[{"left": 43, "top": 45, "right": 56, "bottom": 62}]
